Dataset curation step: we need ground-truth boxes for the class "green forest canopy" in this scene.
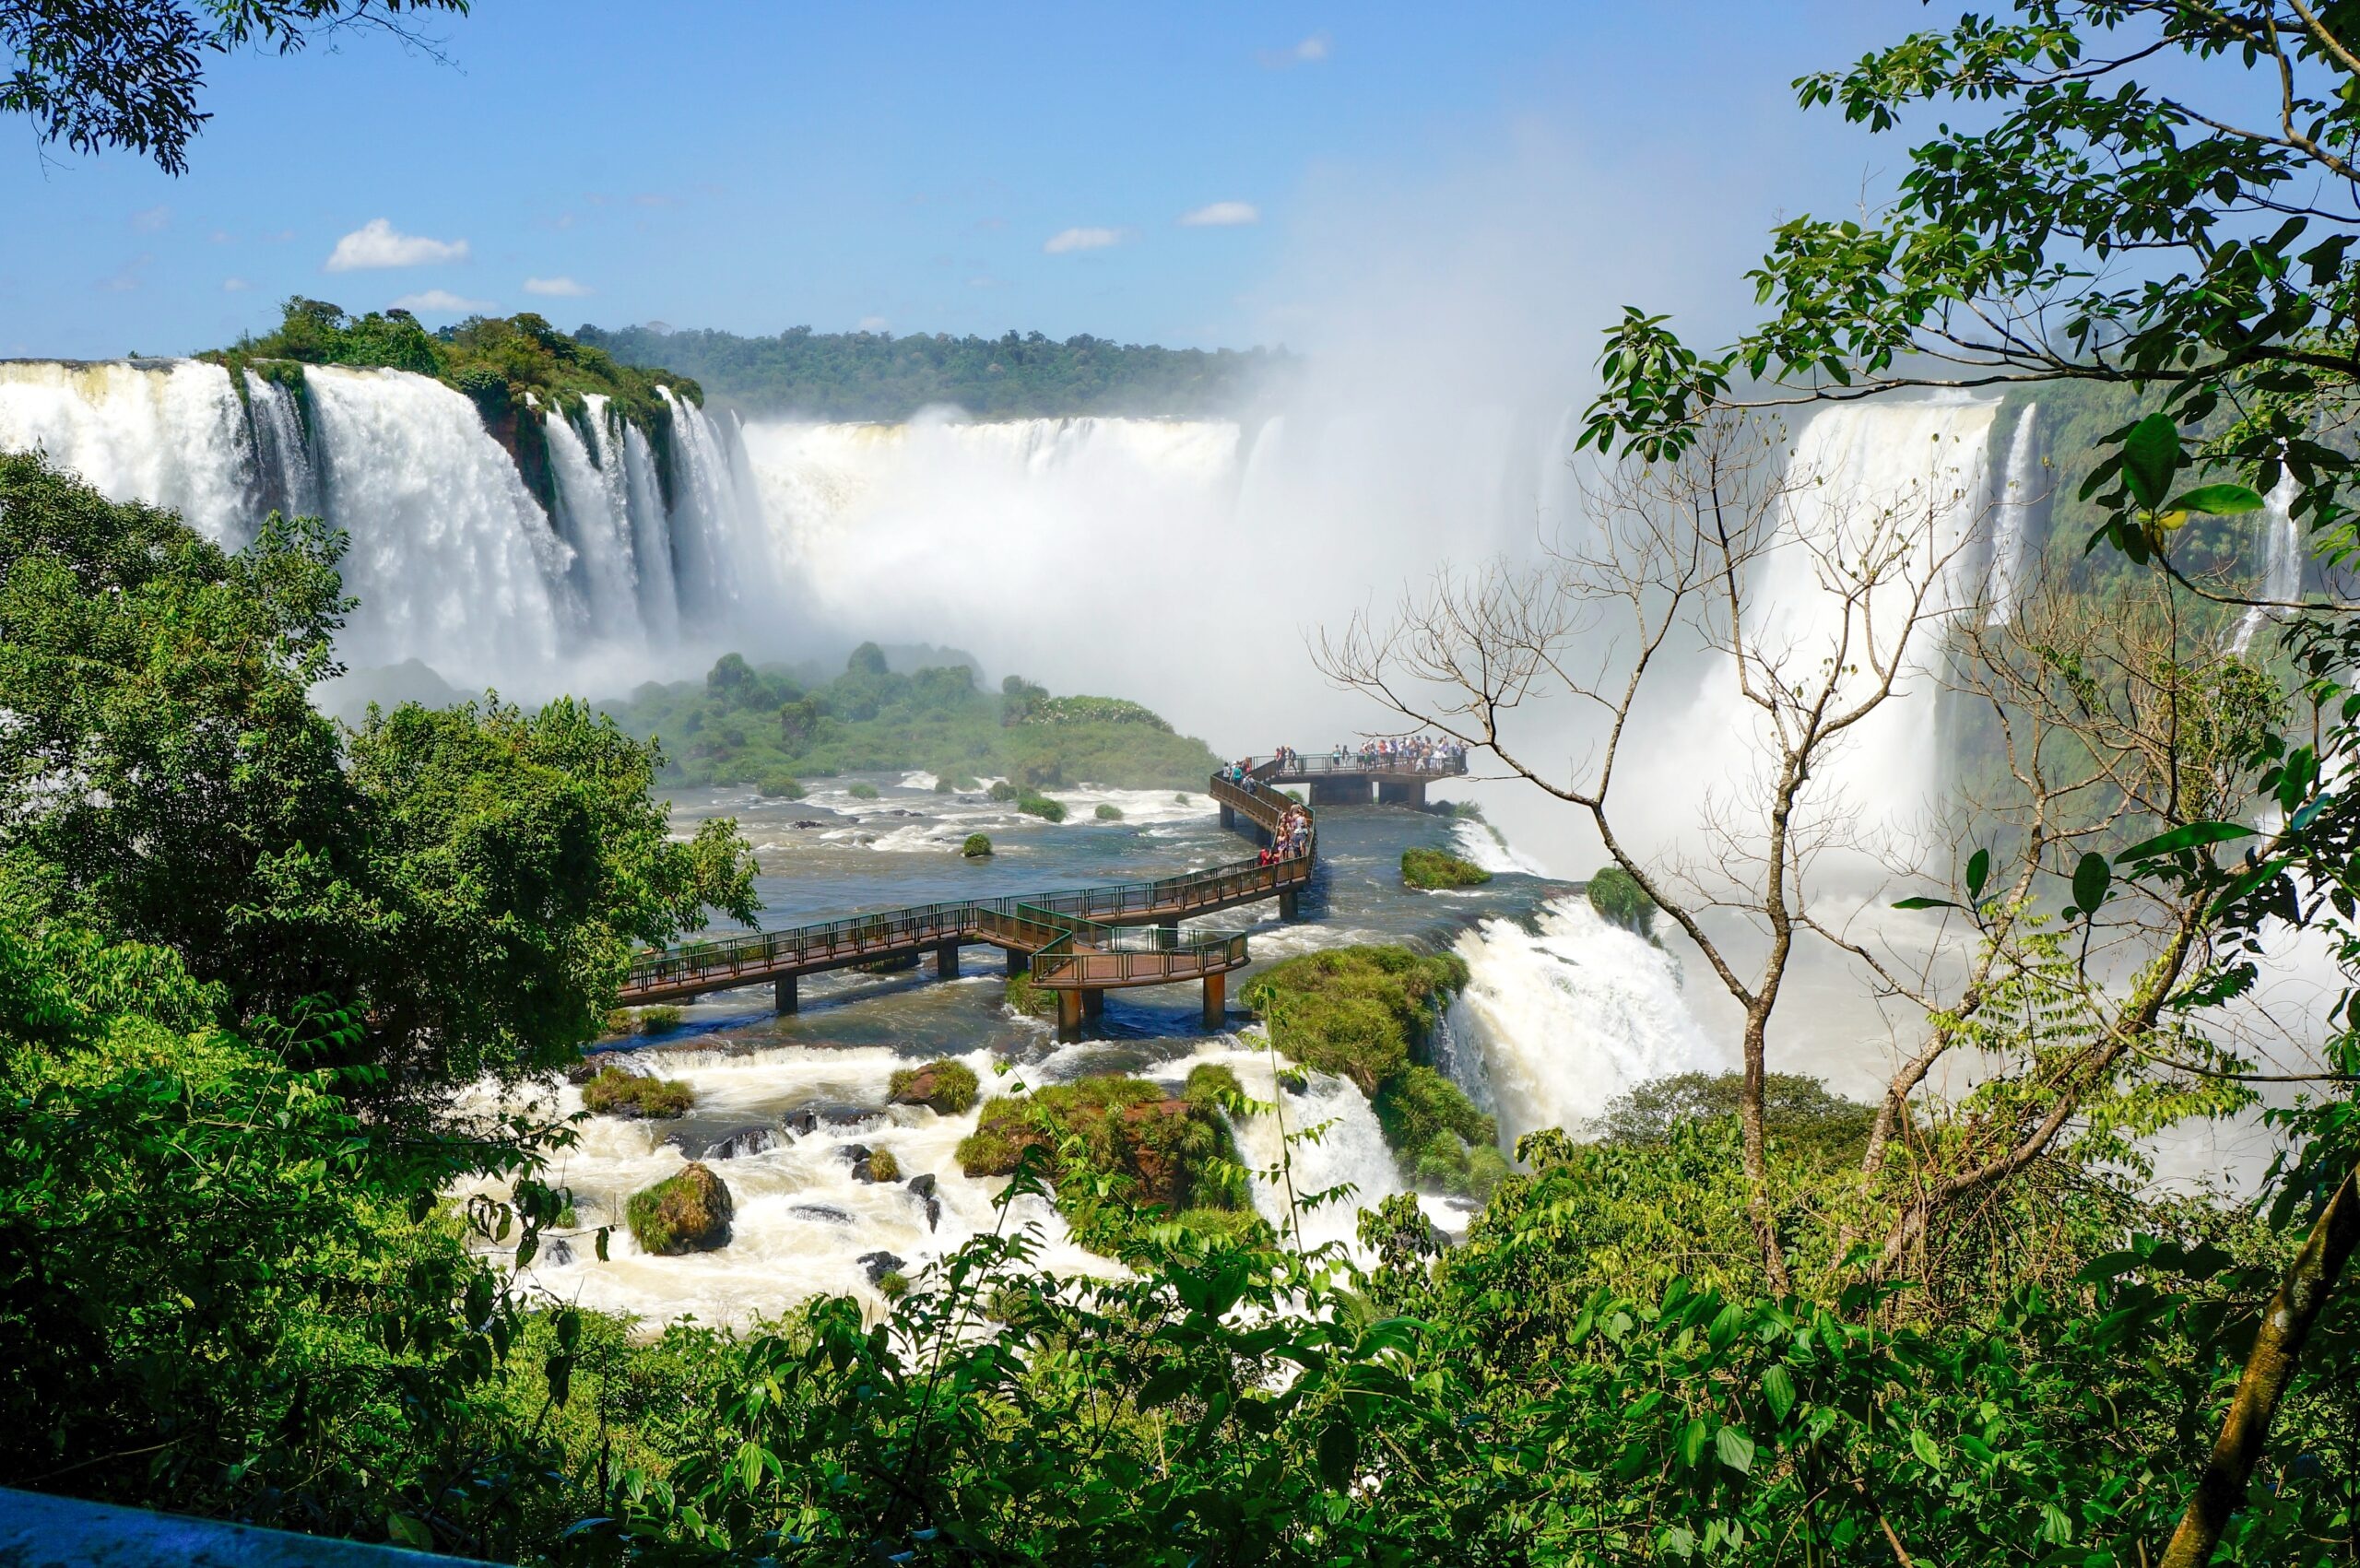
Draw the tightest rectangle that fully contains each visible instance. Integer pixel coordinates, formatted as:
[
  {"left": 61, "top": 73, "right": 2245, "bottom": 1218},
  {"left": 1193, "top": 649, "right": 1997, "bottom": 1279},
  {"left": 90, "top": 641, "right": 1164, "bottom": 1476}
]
[{"left": 575, "top": 323, "right": 1294, "bottom": 420}]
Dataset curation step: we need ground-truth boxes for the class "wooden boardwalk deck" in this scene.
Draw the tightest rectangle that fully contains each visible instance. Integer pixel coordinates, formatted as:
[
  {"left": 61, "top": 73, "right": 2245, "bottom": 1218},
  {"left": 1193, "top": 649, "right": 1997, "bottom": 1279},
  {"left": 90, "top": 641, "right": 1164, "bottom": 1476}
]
[{"left": 619, "top": 766, "right": 1318, "bottom": 1035}]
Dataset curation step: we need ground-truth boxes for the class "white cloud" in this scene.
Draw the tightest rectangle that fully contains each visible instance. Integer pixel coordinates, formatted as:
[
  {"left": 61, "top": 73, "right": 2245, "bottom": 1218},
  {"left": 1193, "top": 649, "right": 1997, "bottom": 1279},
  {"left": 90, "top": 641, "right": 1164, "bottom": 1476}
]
[
  {"left": 1044, "top": 226, "right": 1123, "bottom": 254},
  {"left": 130, "top": 205, "right": 171, "bottom": 233},
  {"left": 1180, "top": 201, "right": 1259, "bottom": 228},
  {"left": 222, "top": 277, "right": 250, "bottom": 292},
  {"left": 1258, "top": 31, "right": 1330, "bottom": 67},
  {"left": 524, "top": 275, "right": 592, "bottom": 297},
  {"left": 325, "top": 218, "right": 470, "bottom": 272},
  {"left": 857, "top": 315, "right": 891, "bottom": 331},
  {"left": 389, "top": 289, "right": 493, "bottom": 314}
]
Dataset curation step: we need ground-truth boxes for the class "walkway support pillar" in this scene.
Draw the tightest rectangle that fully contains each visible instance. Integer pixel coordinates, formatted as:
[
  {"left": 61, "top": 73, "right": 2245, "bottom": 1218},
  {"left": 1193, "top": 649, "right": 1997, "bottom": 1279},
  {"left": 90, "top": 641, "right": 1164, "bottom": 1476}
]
[
  {"left": 1377, "top": 779, "right": 1428, "bottom": 808},
  {"left": 1158, "top": 921, "right": 1179, "bottom": 947},
  {"left": 935, "top": 940, "right": 960, "bottom": 980},
  {"left": 1082, "top": 987, "right": 1104, "bottom": 1020},
  {"left": 1220, "top": 803, "right": 1236, "bottom": 831},
  {"left": 1056, "top": 989, "right": 1084, "bottom": 1041},
  {"left": 1006, "top": 948, "right": 1024, "bottom": 977},
  {"left": 773, "top": 974, "right": 797, "bottom": 1014},
  {"left": 1279, "top": 888, "right": 1300, "bottom": 922},
  {"left": 1203, "top": 972, "right": 1226, "bottom": 1030}
]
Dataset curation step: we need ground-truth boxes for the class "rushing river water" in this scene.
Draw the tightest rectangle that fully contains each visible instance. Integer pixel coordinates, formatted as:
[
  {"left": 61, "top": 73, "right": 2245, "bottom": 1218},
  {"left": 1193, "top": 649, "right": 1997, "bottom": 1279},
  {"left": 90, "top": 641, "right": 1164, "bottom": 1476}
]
[{"left": 471, "top": 773, "right": 1721, "bottom": 1328}]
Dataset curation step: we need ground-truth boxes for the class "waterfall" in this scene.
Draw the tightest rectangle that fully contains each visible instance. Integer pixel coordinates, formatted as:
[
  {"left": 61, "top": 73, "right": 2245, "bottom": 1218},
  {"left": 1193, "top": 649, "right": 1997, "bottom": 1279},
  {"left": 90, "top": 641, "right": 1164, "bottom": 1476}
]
[
  {"left": 1985, "top": 403, "right": 2040, "bottom": 624},
  {"left": 0, "top": 357, "right": 777, "bottom": 694},
  {"left": 1450, "top": 895, "right": 1719, "bottom": 1148},
  {"left": 2230, "top": 474, "right": 2303, "bottom": 654}
]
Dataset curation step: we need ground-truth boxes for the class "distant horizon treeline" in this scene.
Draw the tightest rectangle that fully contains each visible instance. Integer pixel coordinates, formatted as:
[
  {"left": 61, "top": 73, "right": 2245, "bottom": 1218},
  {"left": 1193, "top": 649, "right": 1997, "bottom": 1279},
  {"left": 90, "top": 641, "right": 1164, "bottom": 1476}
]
[{"left": 573, "top": 323, "right": 1295, "bottom": 420}]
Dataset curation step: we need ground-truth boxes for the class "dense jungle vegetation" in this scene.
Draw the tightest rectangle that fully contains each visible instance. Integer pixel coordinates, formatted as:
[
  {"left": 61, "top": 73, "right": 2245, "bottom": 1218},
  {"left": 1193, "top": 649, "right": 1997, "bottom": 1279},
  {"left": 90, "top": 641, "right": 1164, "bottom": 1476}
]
[
  {"left": 574, "top": 323, "right": 1291, "bottom": 419},
  {"left": 599, "top": 650, "right": 1223, "bottom": 794},
  {"left": 4, "top": 4, "right": 2360, "bottom": 1566}
]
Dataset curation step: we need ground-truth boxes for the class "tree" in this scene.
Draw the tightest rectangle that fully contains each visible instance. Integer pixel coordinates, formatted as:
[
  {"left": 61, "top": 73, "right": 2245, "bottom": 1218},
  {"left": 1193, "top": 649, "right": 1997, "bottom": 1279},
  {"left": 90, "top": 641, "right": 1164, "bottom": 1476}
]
[
  {"left": 1574, "top": 6, "right": 2360, "bottom": 1555},
  {"left": 2, "top": 1, "right": 472, "bottom": 174},
  {"left": 0, "top": 452, "right": 759, "bottom": 1106}
]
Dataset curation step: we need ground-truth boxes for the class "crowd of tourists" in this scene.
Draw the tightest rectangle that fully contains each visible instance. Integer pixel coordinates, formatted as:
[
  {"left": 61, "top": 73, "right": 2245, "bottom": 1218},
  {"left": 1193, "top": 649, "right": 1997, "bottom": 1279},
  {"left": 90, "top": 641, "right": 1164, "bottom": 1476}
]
[
  {"left": 1257, "top": 799, "right": 1313, "bottom": 866},
  {"left": 1320, "top": 736, "right": 1467, "bottom": 773}
]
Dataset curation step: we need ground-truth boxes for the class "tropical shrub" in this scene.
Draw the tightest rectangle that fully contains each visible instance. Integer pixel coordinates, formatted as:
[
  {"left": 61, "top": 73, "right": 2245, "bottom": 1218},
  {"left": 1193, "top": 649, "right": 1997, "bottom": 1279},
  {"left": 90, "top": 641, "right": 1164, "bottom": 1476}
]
[{"left": 1400, "top": 845, "right": 1492, "bottom": 890}]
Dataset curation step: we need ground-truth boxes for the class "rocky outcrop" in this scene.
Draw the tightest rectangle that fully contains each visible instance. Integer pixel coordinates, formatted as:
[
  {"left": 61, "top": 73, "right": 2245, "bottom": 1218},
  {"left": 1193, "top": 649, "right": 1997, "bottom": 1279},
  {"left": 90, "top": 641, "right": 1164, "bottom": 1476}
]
[{"left": 888, "top": 1059, "right": 980, "bottom": 1115}]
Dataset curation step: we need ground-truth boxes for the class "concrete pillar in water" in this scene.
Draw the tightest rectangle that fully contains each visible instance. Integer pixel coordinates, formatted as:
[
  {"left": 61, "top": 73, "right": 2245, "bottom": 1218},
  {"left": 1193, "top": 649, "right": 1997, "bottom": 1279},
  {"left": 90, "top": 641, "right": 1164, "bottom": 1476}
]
[
  {"left": 1082, "top": 987, "right": 1104, "bottom": 1020},
  {"left": 773, "top": 974, "right": 797, "bottom": 1014},
  {"left": 1157, "top": 921, "right": 1179, "bottom": 947},
  {"left": 1219, "top": 802, "right": 1236, "bottom": 831},
  {"left": 1279, "top": 887, "right": 1300, "bottom": 921},
  {"left": 935, "top": 940, "right": 960, "bottom": 980},
  {"left": 1377, "top": 779, "right": 1428, "bottom": 808},
  {"left": 1005, "top": 947, "right": 1024, "bottom": 977},
  {"left": 1202, "top": 971, "right": 1226, "bottom": 1030},
  {"left": 1056, "top": 989, "right": 1083, "bottom": 1040}
]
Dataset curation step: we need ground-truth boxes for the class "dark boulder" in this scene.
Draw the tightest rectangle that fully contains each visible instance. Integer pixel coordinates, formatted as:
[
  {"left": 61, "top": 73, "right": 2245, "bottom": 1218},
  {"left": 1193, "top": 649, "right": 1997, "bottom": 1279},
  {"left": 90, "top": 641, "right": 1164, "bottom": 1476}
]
[
  {"left": 625, "top": 1162, "right": 733, "bottom": 1255},
  {"left": 906, "top": 1172, "right": 941, "bottom": 1232},
  {"left": 704, "top": 1126, "right": 782, "bottom": 1161},
  {"left": 858, "top": 1250, "right": 905, "bottom": 1286}
]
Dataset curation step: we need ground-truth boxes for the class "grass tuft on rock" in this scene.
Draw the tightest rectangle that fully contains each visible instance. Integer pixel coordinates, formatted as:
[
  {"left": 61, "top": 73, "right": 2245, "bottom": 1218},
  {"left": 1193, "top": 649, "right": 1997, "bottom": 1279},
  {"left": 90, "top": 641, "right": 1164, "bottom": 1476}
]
[
  {"left": 757, "top": 773, "right": 805, "bottom": 800},
  {"left": 1401, "top": 846, "right": 1493, "bottom": 890},
  {"left": 626, "top": 1162, "right": 733, "bottom": 1255},
  {"left": 961, "top": 833, "right": 993, "bottom": 858},
  {"left": 581, "top": 1066, "right": 694, "bottom": 1119},
  {"left": 890, "top": 1058, "right": 980, "bottom": 1115},
  {"left": 1017, "top": 788, "right": 1066, "bottom": 823},
  {"left": 1093, "top": 803, "right": 1125, "bottom": 821},
  {"left": 848, "top": 781, "right": 880, "bottom": 799},
  {"left": 636, "top": 1005, "right": 686, "bottom": 1035},
  {"left": 1587, "top": 865, "right": 1657, "bottom": 937}
]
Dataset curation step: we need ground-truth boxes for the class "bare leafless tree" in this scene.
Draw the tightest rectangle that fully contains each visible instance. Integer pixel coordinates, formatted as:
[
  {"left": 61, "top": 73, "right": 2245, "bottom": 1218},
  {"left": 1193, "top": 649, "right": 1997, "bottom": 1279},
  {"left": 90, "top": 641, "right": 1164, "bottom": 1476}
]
[{"left": 1318, "top": 413, "right": 2288, "bottom": 1291}]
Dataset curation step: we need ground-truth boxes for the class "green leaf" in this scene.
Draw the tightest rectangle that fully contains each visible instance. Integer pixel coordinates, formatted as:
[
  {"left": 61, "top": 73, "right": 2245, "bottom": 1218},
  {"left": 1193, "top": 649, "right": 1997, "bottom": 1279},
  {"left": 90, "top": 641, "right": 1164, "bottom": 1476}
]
[
  {"left": 2161, "top": 483, "right": 2265, "bottom": 517},
  {"left": 2121, "top": 414, "right": 2181, "bottom": 510},
  {"left": 1761, "top": 1364, "right": 1797, "bottom": 1423},
  {"left": 1909, "top": 1427, "right": 1943, "bottom": 1470},
  {"left": 1715, "top": 1424, "right": 1756, "bottom": 1473},
  {"left": 2071, "top": 852, "right": 2110, "bottom": 919},
  {"left": 387, "top": 1514, "right": 433, "bottom": 1550},
  {"left": 2117, "top": 820, "right": 2258, "bottom": 863},
  {"left": 1965, "top": 847, "right": 1989, "bottom": 902},
  {"left": 1891, "top": 896, "right": 1959, "bottom": 912},
  {"left": 1678, "top": 1417, "right": 1709, "bottom": 1468},
  {"left": 1316, "top": 1418, "right": 1359, "bottom": 1491}
]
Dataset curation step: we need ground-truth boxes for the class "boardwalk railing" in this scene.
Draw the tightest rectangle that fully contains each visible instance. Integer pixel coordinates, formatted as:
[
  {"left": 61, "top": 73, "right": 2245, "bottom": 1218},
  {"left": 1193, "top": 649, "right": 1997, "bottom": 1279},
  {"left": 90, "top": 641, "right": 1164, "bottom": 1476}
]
[{"left": 1250, "top": 750, "right": 1469, "bottom": 778}]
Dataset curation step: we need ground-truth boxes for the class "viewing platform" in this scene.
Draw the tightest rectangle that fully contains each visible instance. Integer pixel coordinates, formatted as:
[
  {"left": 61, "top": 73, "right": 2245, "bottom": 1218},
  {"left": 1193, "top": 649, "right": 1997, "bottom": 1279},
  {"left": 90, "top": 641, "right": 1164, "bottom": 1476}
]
[
  {"left": 620, "top": 768, "right": 1316, "bottom": 1038},
  {"left": 1235, "top": 747, "right": 1468, "bottom": 808}
]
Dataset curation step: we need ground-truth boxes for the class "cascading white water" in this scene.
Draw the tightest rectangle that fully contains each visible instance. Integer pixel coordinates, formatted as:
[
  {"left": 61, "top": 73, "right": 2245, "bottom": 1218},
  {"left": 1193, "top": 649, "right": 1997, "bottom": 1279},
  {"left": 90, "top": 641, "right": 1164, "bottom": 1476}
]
[
  {"left": 1985, "top": 404, "right": 2039, "bottom": 625},
  {"left": 0, "top": 359, "right": 261, "bottom": 542},
  {"left": 1451, "top": 895, "right": 1719, "bottom": 1147},
  {"left": 2231, "top": 475, "right": 2303, "bottom": 654},
  {"left": 0, "top": 358, "right": 773, "bottom": 693}
]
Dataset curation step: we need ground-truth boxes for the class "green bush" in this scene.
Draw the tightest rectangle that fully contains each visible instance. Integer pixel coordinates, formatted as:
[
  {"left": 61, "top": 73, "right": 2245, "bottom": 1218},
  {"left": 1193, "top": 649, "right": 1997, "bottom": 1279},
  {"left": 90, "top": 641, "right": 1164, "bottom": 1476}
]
[
  {"left": 637, "top": 1004, "right": 685, "bottom": 1035},
  {"left": 866, "top": 1148, "right": 902, "bottom": 1182},
  {"left": 878, "top": 1269, "right": 911, "bottom": 1300},
  {"left": 987, "top": 780, "right": 1020, "bottom": 802},
  {"left": 1094, "top": 803, "right": 1125, "bottom": 821},
  {"left": 890, "top": 1058, "right": 981, "bottom": 1114},
  {"left": 848, "top": 781, "right": 880, "bottom": 799},
  {"left": 1184, "top": 1062, "right": 1245, "bottom": 1114},
  {"left": 932, "top": 774, "right": 954, "bottom": 793},
  {"left": 757, "top": 773, "right": 805, "bottom": 799},
  {"left": 1595, "top": 1071, "right": 1875, "bottom": 1165},
  {"left": 1376, "top": 1067, "right": 1505, "bottom": 1197},
  {"left": 1017, "top": 789, "right": 1067, "bottom": 823},
  {"left": 1004, "top": 972, "right": 1055, "bottom": 1017},
  {"left": 1401, "top": 846, "right": 1492, "bottom": 890},
  {"left": 581, "top": 1067, "right": 694, "bottom": 1119},
  {"left": 956, "top": 1077, "right": 1251, "bottom": 1256},
  {"left": 1587, "top": 865, "right": 1656, "bottom": 937},
  {"left": 962, "top": 833, "right": 993, "bottom": 858}
]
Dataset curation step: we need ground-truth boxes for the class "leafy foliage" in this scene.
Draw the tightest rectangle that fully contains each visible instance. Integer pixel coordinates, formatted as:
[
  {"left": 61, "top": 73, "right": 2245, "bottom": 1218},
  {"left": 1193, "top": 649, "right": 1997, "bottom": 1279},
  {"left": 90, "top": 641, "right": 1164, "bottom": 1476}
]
[
  {"left": 581, "top": 1066, "right": 694, "bottom": 1119},
  {"left": 1588, "top": 863, "right": 1658, "bottom": 937},
  {"left": 1400, "top": 845, "right": 1493, "bottom": 890}
]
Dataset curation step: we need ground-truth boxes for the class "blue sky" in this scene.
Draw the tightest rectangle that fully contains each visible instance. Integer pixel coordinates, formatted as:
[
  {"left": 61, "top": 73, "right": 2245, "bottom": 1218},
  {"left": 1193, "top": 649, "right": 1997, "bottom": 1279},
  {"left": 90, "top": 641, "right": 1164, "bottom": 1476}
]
[{"left": 2, "top": 2, "right": 1919, "bottom": 360}]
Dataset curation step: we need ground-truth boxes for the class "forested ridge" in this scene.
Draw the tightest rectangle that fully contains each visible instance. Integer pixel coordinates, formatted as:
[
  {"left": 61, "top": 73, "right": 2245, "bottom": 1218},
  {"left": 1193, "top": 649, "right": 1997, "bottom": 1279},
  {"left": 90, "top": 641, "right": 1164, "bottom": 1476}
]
[{"left": 575, "top": 323, "right": 1292, "bottom": 419}]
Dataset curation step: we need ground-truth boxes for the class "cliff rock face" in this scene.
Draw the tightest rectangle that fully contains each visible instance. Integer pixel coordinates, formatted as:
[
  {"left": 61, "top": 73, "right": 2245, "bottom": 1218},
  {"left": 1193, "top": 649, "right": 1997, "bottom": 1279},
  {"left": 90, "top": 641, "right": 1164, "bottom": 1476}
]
[{"left": 626, "top": 1161, "right": 734, "bottom": 1255}]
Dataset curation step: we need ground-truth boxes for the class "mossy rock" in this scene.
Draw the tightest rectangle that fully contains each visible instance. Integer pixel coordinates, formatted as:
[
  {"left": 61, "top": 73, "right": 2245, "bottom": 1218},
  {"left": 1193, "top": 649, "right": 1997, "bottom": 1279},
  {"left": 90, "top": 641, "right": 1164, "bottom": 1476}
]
[
  {"left": 858, "top": 1148, "right": 902, "bottom": 1183},
  {"left": 1004, "top": 973, "right": 1056, "bottom": 1017},
  {"left": 757, "top": 773, "right": 805, "bottom": 799},
  {"left": 1184, "top": 1062, "right": 1245, "bottom": 1114},
  {"left": 637, "top": 1005, "right": 685, "bottom": 1035},
  {"left": 1401, "top": 845, "right": 1492, "bottom": 890},
  {"left": 626, "top": 1161, "right": 733, "bottom": 1255},
  {"left": 890, "top": 1058, "right": 981, "bottom": 1114},
  {"left": 582, "top": 1066, "right": 694, "bottom": 1119},
  {"left": 986, "top": 780, "right": 1020, "bottom": 802},
  {"left": 962, "top": 833, "right": 993, "bottom": 858},
  {"left": 956, "top": 1076, "right": 1251, "bottom": 1250},
  {"left": 1241, "top": 945, "right": 1470, "bottom": 1096},
  {"left": 1017, "top": 789, "right": 1067, "bottom": 822},
  {"left": 1093, "top": 802, "right": 1125, "bottom": 821},
  {"left": 848, "top": 781, "right": 881, "bottom": 799}
]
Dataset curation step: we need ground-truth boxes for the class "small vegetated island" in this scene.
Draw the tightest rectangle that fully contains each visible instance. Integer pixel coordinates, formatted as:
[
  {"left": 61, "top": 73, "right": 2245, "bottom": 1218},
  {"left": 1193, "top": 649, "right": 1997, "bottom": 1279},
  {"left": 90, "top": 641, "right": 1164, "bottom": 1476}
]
[{"left": 600, "top": 643, "right": 1221, "bottom": 794}]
